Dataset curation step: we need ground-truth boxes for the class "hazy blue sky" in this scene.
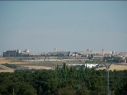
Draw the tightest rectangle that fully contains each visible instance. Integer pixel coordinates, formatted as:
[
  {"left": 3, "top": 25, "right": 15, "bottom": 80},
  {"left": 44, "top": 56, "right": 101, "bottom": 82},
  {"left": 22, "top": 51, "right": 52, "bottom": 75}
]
[{"left": 0, "top": 1, "right": 127, "bottom": 55}]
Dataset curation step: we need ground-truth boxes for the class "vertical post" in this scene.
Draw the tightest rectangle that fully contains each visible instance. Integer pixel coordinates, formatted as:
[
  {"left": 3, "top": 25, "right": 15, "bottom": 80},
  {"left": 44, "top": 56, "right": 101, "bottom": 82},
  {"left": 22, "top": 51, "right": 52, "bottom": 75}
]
[
  {"left": 104, "top": 62, "right": 111, "bottom": 95},
  {"left": 13, "top": 88, "right": 14, "bottom": 95},
  {"left": 106, "top": 68, "right": 110, "bottom": 95}
]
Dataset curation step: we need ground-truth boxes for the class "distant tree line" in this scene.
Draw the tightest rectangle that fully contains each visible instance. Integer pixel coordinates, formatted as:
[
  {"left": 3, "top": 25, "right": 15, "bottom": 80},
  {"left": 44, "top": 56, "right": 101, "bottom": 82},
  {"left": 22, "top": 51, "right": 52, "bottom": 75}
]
[{"left": 2, "top": 63, "right": 19, "bottom": 69}]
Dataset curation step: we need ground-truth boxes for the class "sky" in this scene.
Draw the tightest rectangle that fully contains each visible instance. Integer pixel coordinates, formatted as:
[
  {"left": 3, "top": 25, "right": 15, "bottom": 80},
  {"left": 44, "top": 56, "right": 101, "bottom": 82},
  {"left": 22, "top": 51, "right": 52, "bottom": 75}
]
[{"left": 0, "top": 1, "right": 127, "bottom": 55}]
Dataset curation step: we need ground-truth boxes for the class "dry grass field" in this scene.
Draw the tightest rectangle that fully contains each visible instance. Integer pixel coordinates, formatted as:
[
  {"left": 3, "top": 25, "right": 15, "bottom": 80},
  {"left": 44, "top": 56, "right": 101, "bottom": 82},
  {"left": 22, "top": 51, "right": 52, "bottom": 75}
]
[
  {"left": 0, "top": 58, "right": 58, "bottom": 72},
  {"left": 1, "top": 57, "right": 127, "bottom": 72},
  {"left": 96, "top": 64, "right": 127, "bottom": 71},
  {"left": 0, "top": 59, "right": 11, "bottom": 64},
  {"left": 0, "top": 69, "right": 14, "bottom": 73}
]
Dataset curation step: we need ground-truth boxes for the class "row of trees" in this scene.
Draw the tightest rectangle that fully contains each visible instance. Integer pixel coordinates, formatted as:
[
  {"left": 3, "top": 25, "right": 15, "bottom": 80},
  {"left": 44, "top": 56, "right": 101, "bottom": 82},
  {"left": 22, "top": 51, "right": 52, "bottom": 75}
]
[
  {"left": 87, "top": 54, "right": 125, "bottom": 63},
  {"left": 0, "top": 63, "right": 127, "bottom": 95}
]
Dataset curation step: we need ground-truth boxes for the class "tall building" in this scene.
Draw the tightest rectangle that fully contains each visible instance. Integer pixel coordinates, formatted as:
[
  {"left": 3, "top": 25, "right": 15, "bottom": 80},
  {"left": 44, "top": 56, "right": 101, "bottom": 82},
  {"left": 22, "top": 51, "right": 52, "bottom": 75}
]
[
  {"left": 87, "top": 49, "right": 90, "bottom": 52},
  {"left": 3, "top": 50, "right": 18, "bottom": 57},
  {"left": 54, "top": 48, "right": 57, "bottom": 52}
]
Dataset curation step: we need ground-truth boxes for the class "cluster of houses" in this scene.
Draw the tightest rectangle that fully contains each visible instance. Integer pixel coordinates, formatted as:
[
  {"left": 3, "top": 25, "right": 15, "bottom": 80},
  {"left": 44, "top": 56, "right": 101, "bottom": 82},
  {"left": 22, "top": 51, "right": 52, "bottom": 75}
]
[{"left": 2, "top": 49, "right": 127, "bottom": 63}]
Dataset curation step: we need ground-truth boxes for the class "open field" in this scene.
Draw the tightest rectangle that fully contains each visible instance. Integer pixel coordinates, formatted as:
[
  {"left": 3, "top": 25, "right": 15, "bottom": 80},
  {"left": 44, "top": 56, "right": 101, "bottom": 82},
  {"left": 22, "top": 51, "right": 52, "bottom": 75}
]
[
  {"left": 1, "top": 57, "right": 127, "bottom": 72},
  {"left": 0, "top": 64, "right": 14, "bottom": 72},
  {"left": 0, "top": 59, "right": 11, "bottom": 64},
  {"left": 0, "top": 58, "right": 60, "bottom": 72},
  {"left": 96, "top": 64, "right": 127, "bottom": 71},
  {"left": 0, "top": 69, "right": 14, "bottom": 73},
  {"left": 24, "top": 66, "right": 52, "bottom": 70}
]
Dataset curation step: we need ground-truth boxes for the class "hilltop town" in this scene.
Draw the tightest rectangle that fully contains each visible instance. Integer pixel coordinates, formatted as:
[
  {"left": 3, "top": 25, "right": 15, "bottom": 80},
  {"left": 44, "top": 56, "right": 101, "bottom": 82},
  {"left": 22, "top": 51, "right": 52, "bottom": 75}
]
[
  {"left": 2, "top": 48, "right": 127, "bottom": 63},
  {"left": 1, "top": 49, "right": 127, "bottom": 95},
  {"left": 0, "top": 48, "right": 127, "bottom": 73}
]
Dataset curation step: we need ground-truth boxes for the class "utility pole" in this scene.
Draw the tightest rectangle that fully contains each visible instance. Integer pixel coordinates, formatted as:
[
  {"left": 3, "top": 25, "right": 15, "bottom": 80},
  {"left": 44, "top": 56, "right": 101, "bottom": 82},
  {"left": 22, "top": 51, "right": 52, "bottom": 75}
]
[
  {"left": 13, "top": 88, "right": 14, "bottom": 95},
  {"left": 104, "top": 60, "right": 112, "bottom": 95}
]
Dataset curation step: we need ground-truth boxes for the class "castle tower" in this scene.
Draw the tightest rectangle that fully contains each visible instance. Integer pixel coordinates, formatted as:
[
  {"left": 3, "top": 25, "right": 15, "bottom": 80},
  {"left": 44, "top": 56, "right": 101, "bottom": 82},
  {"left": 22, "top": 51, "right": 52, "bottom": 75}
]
[
  {"left": 87, "top": 49, "right": 90, "bottom": 52},
  {"left": 54, "top": 48, "right": 57, "bottom": 52},
  {"left": 102, "top": 49, "right": 104, "bottom": 55},
  {"left": 102, "top": 49, "right": 104, "bottom": 52},
  {"left": 112, "top": 50, "right": 115, "bottom": 54}
]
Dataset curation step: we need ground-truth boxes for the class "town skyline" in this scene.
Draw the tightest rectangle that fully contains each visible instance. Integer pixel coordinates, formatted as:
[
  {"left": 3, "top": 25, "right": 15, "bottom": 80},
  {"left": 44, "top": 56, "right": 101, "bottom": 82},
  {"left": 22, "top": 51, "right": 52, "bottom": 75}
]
[{"left": 2, "top": 48, "right": 125, "bottom": 57}]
